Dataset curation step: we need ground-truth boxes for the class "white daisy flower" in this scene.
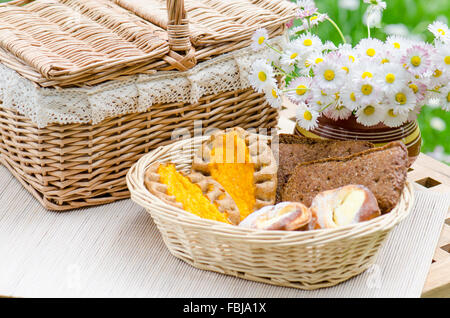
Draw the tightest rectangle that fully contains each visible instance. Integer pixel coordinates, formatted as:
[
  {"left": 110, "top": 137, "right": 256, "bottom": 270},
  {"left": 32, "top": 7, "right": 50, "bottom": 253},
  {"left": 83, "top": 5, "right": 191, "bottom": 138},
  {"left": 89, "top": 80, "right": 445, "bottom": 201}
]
[
  {"left": 439, "top": 85, "right": 450, "bottom": 111},
  {"left": 338, "top": 47, "right": 359, "bottom": 66},
  {"left": 303, "top": 51, "right": 325, "bottom": 72},
  {"left": 408, "top": 80, "right": 428, "bottom": 105},
  {"left": 308, "top": 13, "right": 328, "bottom": 27},
  {"left": 286, "top": 77, "right": 313, "bottom": 104},
  {"left": 313, "top": 60, "right": 346, "bottom": 91},
  {"left": 376, "top": 45, "right": 402, "bottom": 65},
  {"left": 432, "top": 42, "right": 450, "bottom": 74},
  {"left": 296, "top": 0, "right": 318, "bottom": 18},
  {"left": 376, "top": 63, "right": 409, "bottom": 93},
  {"left": 248, "top": 59, "right": 276, "bottom": 93},
  {"left": 311, "top": 86, "right": 335, "bottom": 109},
  {"left": 428, "top": 64, "right": 448, "bottom": 87},
  {"left": 386, "top": 87, "right": 417, "bottom": 114},
  {"left": 354, "top": 77, "right": 382, "bottom": 105},
  {"left": 382, "top": 107, "right": 409, "bottom": 128},
  {"left": 296, "top": 103, "right": 320, "bottom": 130},
  {"left": 401, "top": 44, "right": 432, "bottom": 77},
  {"left": 355, "top": 103, "right": 385, "bottom": 126},
  {"left": 385, "top": 35, "right": 412, "bottom": 51},
  {"left": 428, "top": 21, "right": 450, "bottom": 43},
  {"left": 323, "top": 102, "right": 353, "bottom": 121},
  {"left": 291, "top": 33, "right": 322, "bottom": 54},
  {"left": 340, "top": 83, "right": 360, "bottom": 111},
  {"left": 280, "top": 42, "right": 304, "bottom": 73},
  {"left": 251, "top": 28, "right": 269, "bottom": 52},
  {"left": 350, "top": 58, "right": 378, "bottom": 81},
  {"left": 355, "top": 38, "right": 385, "bottom": 59},
  {"left": 264, "top": 86, "right": 282, "bottom": 109}
]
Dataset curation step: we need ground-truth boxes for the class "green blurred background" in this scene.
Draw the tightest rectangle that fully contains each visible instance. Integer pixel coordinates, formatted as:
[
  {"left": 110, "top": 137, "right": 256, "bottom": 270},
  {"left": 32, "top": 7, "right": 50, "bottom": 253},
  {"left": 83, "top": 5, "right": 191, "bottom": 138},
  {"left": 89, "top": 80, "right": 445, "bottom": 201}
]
[{"left": 0, "top": 0, "right": 449, "bottom": 163}]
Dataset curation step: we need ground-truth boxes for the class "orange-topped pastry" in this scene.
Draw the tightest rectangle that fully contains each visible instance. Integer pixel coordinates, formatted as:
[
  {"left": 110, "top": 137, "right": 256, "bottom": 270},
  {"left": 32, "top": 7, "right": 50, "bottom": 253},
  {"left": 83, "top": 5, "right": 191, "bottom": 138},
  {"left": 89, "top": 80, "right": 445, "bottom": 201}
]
[
  {"left": 209, "top": 130, "right": 256, "bottom": 220},
  {"left": 144, "top": 162, "right": 240, "bottom": 225},
  {"left": 192, "top": 127, "right": 277, "bottom": 221}
]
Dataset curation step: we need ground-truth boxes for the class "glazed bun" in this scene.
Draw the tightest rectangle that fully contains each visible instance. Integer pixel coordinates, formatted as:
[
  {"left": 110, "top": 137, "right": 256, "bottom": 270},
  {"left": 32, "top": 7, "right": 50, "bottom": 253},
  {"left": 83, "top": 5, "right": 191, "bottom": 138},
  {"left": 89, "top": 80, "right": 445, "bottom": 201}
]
[
  {"left": 308, "top": 185, "right": 381, "bottom": 230},
  {"left": 239, "top": 202, "right": 311, "bottom": 231}
]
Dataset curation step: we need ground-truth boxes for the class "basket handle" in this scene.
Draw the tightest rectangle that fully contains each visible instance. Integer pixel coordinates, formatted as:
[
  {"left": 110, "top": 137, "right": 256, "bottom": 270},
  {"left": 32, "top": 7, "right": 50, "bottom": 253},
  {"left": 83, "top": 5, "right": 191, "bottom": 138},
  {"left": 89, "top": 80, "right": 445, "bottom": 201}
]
[{"left": 166, "top": 0, "right": 191, "bottom": 52}]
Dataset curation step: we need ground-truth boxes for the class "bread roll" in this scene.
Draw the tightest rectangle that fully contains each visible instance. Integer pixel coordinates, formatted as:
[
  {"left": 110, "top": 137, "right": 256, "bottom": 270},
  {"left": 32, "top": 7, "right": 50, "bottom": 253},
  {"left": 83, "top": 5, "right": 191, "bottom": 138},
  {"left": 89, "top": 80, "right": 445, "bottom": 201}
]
[
  {"left": 239, "top": 202, "right": 311, "bottom": 231},
  {"left": 308, "top": 185, "right": 381, "bottom": 230}
]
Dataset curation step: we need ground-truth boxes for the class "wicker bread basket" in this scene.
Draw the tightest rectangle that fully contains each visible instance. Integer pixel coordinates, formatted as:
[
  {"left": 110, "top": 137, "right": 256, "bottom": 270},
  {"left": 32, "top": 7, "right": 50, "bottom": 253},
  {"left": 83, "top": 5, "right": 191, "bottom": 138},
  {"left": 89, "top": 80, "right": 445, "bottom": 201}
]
[
  {"left": 126, "top": 133, "right": 414, "bottom": 290},
  {"left": 0, "top": 0, "right": 296, "bottom": 210}
]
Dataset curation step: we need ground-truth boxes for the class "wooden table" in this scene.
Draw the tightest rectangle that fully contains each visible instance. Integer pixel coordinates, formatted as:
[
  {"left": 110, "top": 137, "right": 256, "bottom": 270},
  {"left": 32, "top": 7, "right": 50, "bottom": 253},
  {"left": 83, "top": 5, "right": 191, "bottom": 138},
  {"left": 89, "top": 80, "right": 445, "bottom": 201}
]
[{"left": 278, "top": 106, "right": 450, "bottom": 298}]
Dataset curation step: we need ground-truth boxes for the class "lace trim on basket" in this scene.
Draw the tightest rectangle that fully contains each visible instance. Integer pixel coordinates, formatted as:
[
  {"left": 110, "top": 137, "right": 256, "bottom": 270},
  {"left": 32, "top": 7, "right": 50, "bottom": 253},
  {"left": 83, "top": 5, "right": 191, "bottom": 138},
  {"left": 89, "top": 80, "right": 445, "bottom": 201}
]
[{"left": 0, "top": 36, "right": 286, "bottom": 128}]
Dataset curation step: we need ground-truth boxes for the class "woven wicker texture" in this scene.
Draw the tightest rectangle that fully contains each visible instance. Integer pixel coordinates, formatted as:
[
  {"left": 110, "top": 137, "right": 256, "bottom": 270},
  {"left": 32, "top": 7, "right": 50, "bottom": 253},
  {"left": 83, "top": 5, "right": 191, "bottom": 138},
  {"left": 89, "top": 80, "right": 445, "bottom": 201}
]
[
  {"left": 0, "top": 0, "right": 296, "bottom": 87},
  {"left": 126, "top": 135, "right": 414, "bottom": 290},
  {"left": 0, "top": 89, "right": 278, "bottom": 210}
]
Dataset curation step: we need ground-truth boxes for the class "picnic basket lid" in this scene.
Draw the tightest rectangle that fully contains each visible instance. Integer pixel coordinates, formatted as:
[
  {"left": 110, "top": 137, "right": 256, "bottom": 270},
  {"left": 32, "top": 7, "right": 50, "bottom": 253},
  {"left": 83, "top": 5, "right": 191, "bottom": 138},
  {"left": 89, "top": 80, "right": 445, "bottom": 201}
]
[{"left": 0, "top": 0, "right": 296, "bottom": 88}]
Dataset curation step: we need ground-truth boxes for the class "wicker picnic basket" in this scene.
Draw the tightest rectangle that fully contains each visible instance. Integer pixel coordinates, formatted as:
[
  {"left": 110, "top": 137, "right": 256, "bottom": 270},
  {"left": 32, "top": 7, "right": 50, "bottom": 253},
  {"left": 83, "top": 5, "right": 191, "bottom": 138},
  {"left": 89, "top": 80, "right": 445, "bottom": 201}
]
[
  {"left": 0, "top": 0, "right": 297, "bottom": 210},
  {"left": 126, "top": 133, "right": 414, "bottom": 290}
]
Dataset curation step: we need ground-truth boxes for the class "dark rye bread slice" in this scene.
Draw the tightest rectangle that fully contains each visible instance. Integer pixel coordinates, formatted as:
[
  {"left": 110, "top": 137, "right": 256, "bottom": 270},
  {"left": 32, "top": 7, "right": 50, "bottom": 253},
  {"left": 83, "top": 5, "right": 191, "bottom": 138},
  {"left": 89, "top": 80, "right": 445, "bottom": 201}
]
[
  {"left": 273, "top": 134, "right": 374, "bottom": 203},
  {"left": 281, "top": 141, "right": 408, "bottom": 213}
]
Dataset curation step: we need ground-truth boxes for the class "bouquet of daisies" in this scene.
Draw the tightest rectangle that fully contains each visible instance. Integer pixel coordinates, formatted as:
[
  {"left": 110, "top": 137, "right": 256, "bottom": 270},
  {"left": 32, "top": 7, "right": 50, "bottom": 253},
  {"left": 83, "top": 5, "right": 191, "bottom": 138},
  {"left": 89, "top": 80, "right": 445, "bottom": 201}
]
[{"left": 248, "top": 0, "right": 450, "bottom": 130}]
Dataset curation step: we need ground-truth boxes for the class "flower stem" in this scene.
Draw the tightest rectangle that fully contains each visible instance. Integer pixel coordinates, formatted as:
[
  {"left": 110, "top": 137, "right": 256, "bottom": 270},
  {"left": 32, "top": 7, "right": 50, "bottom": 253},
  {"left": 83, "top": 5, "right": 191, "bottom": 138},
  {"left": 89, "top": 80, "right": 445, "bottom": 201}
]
[
  {"left": 325, "top": 16, "right": 347, "bottom": 44},
  {"left": 319, "top": 102, "right": 333, "bottom": 112},
  {"left": 271, "top": 63, "right": 294, "bottom": 79},
  {"left": 265, "top": 42, "right": 282, "bottom": 55}
]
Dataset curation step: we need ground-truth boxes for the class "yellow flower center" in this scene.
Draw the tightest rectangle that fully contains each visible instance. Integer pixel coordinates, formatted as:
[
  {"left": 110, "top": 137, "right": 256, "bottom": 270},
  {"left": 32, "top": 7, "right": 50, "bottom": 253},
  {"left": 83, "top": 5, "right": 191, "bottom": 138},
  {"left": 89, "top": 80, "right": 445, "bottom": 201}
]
[
  {"left": 385, "top": 73, "right": 396, "bottom": 83},
  {"left": 315, "top": 57, "right": 324, "bottom": 64},
  {"left": 310, "top": 16, "right": 318, "bottom": 21},
  {"left": 366, "top": 48, "right": 376, "bottom": 57},
  {"left": 381, "top": 58, "right": 390, "bottom": 64},
  {"left": 393, "top": 42, "right": 401, "bottom": 49},
  {"left": 324, "top": 70, "right": 335, "bottom": 81},
  {"left": 361, "top": 84, "right": 373, "bottom": 95},
  {"left": 349, "top": 55, "right": 355, "bottom": 62},
  {"left": 258, "top": 36, "right": 265, "bottom": 45},
  {"left": 437, "top": 28, "right": 446, "bottom": 35},
  {"left": 410, "top": 56, "right": 421, "bottom": 67},
  {"left": 303, "top": 110, "right": 313, "bottom": 121},
  {"left": 447, "top": 92, "right": 450, "bottom": 103},
  {"left": 362, "top": 71, "right": 373, "bottom": 79},
  {"left": 321, "top": 90, "right": 327, "bottom": 96},
  {"left": 303, "top": 39, "right": 313, "bottom": 46},
  {"left": 296, "top": 85, "right": 308, "bottom": 96},
  {"left": 433, "top": 69, "right": 443, "bottom": 78},
  {"left": 304, "top": 61, "right": 311, "bottom": 67},
  {"left": 445, "top": 56, "right": 450, "bottom": 65},
  {"left": 290, "top": 52, "right": 298, "bottom": 59},
  {"left": 257, "top": 71, "right": 267, "bottom": 82},
  {"left": 336, "top": 105, "right": 344, "bottom": 110},
  {"left": 395, "top": 92, "right": 407, "bottom": 104},
  {"left": 342, "top": 66, "right": 349, "bottom": 73},
  {"left": 271, "top": 89, "right": 278, "bottom": 98},
  {"left": 388, "top": 109, "right": 397, "bottom": 117},
  {"left": 409, "top": 83, "right": 418, "bottom": 94},
  {"left": 350, "top": 92, "right": 356, "bottom": 102},
  {"left": 363, "top": 106, "right": 375, "bottom": 115}
]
